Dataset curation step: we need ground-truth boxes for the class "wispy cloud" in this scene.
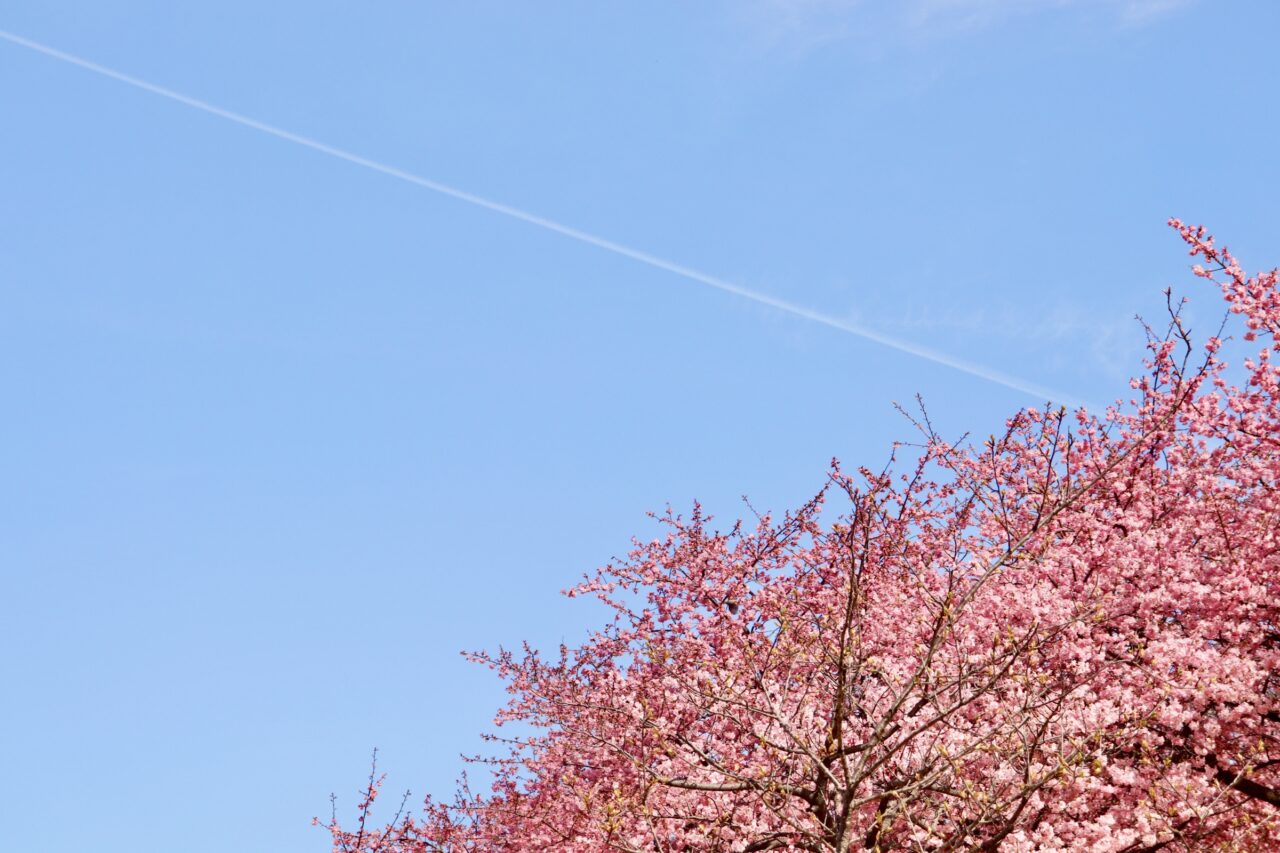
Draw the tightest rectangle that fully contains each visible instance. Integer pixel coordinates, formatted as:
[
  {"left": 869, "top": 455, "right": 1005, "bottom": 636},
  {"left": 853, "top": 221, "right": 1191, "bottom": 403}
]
[
  {"left": 851, "top": 296, "right": 1141, "bottom": 385},
  {"left": 744, "top": 0, "right": 1192, "bottom": 49},
  {"left": 737, "top": 0, "right": 869, "bottom": 54},
  {"left": 905, "top": 0, "right": 1193, "bottom": 29},
  {"left": 1115, "top": 0, "right": 1192, "bottom": 26}
]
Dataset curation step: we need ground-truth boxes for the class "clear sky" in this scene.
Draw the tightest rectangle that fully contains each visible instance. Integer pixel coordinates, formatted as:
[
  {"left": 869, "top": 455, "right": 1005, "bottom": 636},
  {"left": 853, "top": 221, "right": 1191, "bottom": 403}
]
[{"left": 1, "top": 2, "right": 1276, "bottom": 851}]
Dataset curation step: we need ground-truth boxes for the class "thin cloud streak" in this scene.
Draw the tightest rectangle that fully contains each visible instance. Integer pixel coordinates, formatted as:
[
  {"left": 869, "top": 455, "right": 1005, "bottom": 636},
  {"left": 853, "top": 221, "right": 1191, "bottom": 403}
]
[
  {"left": 749, "top": 0, "right": 1192, "bottom": 49},
  {"left": 0, "top": 28, "right": 1088, "bottom": 408}
]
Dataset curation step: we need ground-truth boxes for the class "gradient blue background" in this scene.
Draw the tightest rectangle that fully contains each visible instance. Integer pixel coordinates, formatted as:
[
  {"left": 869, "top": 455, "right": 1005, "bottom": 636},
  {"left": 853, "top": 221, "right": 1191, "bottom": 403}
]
[{"left": 1, "top": 2, "right": 1276, "bottom": 850}]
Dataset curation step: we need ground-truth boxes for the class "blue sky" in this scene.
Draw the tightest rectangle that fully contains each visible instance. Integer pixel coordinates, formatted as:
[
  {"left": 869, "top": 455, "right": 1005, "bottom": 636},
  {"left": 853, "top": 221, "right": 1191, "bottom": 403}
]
[{"left": 1, "top": 2, "right": 1276, "bottom": 850}]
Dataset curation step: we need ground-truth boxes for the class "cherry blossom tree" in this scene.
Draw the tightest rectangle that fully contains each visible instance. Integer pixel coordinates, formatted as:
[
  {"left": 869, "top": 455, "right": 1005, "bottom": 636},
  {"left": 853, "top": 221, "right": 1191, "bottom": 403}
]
[{"left": 323, "top": 222, "right": 1280, "bottom": 851}]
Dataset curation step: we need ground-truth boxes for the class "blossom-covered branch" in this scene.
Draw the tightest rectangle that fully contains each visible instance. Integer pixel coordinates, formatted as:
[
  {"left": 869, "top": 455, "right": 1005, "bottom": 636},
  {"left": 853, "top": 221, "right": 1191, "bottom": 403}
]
[{"left": 324, "top": 223, "right": 1280, "bottom": 851}]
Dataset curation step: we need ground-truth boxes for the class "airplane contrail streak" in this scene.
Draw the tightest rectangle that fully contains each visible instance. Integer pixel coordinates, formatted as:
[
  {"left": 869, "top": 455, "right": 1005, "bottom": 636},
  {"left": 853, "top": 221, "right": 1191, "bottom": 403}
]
[{"left": 0, "top": 28, "right": 1088, "bottom": 408}]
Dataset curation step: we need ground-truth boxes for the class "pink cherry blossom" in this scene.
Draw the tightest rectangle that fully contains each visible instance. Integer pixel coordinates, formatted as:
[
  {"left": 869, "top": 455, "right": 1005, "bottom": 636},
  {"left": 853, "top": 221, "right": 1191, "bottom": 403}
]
[{"left": 324, "top": 222, "right": 1280, "bottom": 851}]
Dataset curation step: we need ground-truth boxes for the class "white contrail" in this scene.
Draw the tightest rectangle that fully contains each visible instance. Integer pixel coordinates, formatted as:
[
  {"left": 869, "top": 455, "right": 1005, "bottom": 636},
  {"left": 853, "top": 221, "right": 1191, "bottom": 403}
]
[{"left": 0, "top": 28, "right": 1087, "bottom": 408}]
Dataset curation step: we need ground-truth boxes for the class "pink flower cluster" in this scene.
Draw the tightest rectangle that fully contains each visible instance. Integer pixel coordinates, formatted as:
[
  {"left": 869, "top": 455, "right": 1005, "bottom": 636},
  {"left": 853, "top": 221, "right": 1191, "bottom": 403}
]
[{"left": 325, "top": 223, "right": 1280, "bottom": 851}]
